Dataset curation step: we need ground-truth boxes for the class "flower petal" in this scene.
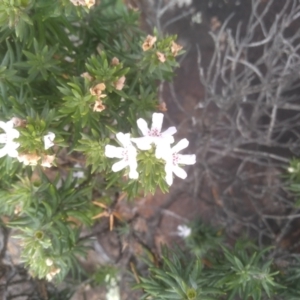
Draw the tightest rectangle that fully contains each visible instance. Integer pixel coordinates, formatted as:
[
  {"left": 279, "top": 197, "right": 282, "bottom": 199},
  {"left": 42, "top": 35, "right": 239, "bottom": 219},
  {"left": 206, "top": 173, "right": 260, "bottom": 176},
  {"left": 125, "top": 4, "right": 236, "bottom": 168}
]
[
  {"left": 178, "top": 154, "right": 196, "bottom": 165},
  {"left": 155, "top": 142, "right": 172, "bottom": 159},
  {"left": 6, "top": 142, "right": 20, "bottom": 157},
  {"left": 136, "top": 118, "right": 149, "bottom": 136},
  {"left": 0, "top": 121, "right": 6, "bottom": 131},
  {"left": 116, "top": 132, "right": 131, "bottom": 148},
  {"left": 44, "top": 132, "right": 55, "bottom": 150},
  {"left": 8, "top": 149, "right": 19, "bottom": 158},
  {"left": 161, "top": 126, "right": 177, "bottom": 138},
  {"left": 0, "top": 134, "right": 6, "bottom": 143},
  {"left": 172, "top": 139, "right": 189, "bottom": 153},
  {"left": 164, "top": 164, "right": 174, "bottom": 186},
  {"left": 0, "top": 120, "right": 13, "bottom": 131},
  {"left": 131, "top": 137, "right": 152, "bottom": 150},
  {"left": 128, "top": 145, "right": 137, "bottom": 157},
  {"left": 128, "top": 151, "right": 138, "bottom": 179},
  {"left": 173, "top": 165, "right": 187, "bottom": 179},
  {"left": 112, "top": 159, "right": 128, "bottom": 172},
  {"left": 129, "top": 168, "right": 139, "bottom": 179},
  {"left": 10, "top": 128, "right": 20, "bottom": 139},
  {"left": 105, "top": 145, "right": 124, "bottom": 158},
  {"left": 0, "top": 146, "right": 7, "bottom": 158},
  {"left": 151, "top": 113, "right": 164, "bottom": 132}
]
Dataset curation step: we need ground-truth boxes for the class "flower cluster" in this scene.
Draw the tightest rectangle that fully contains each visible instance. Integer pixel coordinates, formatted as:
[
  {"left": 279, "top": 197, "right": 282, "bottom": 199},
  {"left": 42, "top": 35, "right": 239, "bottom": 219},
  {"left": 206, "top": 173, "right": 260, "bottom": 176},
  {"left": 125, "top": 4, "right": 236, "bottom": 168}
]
[
  {"left": 87, "top": 56, "right": 126, "bottom": 113},
  {"left": 90, "top": 82, "right": 107, "bottom": 112},
  {"left": 142, "top": 35, "right": 183, "bottom": 63},
  {"left": 0, "top": 119, "right": 56, "bottom": 168},
  {"left": 105, "top": 113, "right": 196, "bottom": 186}
]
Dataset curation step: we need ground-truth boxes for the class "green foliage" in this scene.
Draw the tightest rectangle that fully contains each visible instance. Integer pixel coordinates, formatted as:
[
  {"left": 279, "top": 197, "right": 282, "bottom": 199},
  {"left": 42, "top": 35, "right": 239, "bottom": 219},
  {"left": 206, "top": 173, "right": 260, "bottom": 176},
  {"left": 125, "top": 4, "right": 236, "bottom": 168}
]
[
  {"left": 76, "top": 133, "right": 110, "bottom": 173},
  {"left": 91, "top": 265, "right": 118, "bottom": 286},
  {"left": 185, "top": 219, "right": 223, "bottom": 257},
  {"left": 136, "top": 247, "right": 223, "bottom": 300},
  {"left": 134, "top": 146, "right": 169, "bottom": 195},
  {"left": 0, "top": 0, "right": 300, "bottom": 297},
  {"left": 136, "top": 224, "right": 291, "bottom": 300},
  {"left": 0, "top": 0, "right": 184, "bottom": 285},
  {"left": 0, "top": 170, "right": 93, "bottom": 280},
  {"left": 277, "top": 257, "right": 300, "bottom": 299},
  {"left": 214, "top": 242, "right": 281, "bottom": 300}
]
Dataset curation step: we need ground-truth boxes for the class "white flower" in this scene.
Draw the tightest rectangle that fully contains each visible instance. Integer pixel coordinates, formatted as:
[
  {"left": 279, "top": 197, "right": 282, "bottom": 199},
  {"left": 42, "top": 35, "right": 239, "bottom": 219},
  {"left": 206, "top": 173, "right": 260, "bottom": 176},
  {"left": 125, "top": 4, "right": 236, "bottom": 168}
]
[
  {"left": 0, "top": 120, "right": 20, "bottom": 158},
  {"left": 131, "top": 113, "right": 177, "bottom": 159},
  {"left": 162, "top": 138, "right": 196, "bottom": 186},
  {"left": 177, "top": 224, "right": 191, "bottom": 238},
  {"left": 105, "top": 133, "right": 138, "bottom": 179},
  {"left": 43, "top": 132, "right": 55, "bottom": 150}
]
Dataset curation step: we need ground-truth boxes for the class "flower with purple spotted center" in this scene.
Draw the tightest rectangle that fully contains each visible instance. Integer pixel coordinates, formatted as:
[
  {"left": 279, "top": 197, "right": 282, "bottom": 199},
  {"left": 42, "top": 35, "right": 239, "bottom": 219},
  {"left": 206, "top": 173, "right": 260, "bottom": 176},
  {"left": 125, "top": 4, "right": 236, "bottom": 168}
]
[
  {"left": 149, "top": 128, "right": 161, "bottom": 137},
  {"left": 122, "top": 149, "right": 129, "bottom": 162},
  {"left": 105, "top": 132, "right": 138, "bottom": 179},
  {"left": 172, "top": 153, "right": 179, "bottom": 165},
  {"left": 161, "top": 138, "right": 196, "bottom": 186},
  {"left": 131, "top": 113, "right": 177, "bottom": 159},
  {"left": 105, "top": 113, "right": 196, "bottom": 186}
]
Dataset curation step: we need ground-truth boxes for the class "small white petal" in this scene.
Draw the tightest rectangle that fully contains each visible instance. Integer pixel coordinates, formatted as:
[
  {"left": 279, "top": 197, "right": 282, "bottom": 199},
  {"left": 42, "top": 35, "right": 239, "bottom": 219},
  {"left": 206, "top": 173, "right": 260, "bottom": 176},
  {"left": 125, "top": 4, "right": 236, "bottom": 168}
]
[
  {"left": 0, "top": 121, "right": 20, "bottom": 143},
  {"left": 129, "top": 169, "right": 139, "bottom": 179},
  {"left": 6, "top": 120, "right": 14, "bottom": 127},
  {"left": 11, "top": 128, "right": 20, "bottom": 139},
  {"left": 0, "top": 121, "right": 6, "bottom": 130},
  {"left": 8, "top": 148, "right": 19, "bottom": 158},
  {"left": 178, "top": 154, "right": 196, "bottom": 165},
  {"left": 128, "top": 151, "right": 138, "bottom": 179},
  {"left": 131, "top": 137, "right": 152, "bottom": 150},
  {"left": 136, "top": 118, "right": 149, "bottom": 136},
  {"left": 0, "top": 147, "right": 7, "bottom": 158},
  {"left": 151, "top": 113, "right": 164, "bottom": 132},
  {"left": 112, "top": 160, "right": 128, "bottom": 172},
  {"left": 128, "top": 146, "right": 137, "bottom": 157},
  {"left": 129, "top": 157, "right": 137, "bottom": 167},
  {"left": 155, "top": 142, "right": 172, "bottom": 159},
  {"left": 0, "top": 121, "right": 12, "bottom": 132},
  {"left": 105, "top": 145, "right": 124, "bottom": 159},
  {"left": 161, "top": 126, "right": 177, "bottom": 138},
  {"left": 165, "top": 164, "right": 174, "bottom": 186},
  {"left": 0, "top": 134, "right": 7, "bottom": 143},
  {"left": 172, "top": 139, "right": 189, "bottom": 153},
  {"left": 116, "top": 132, "right": 131, "bottom": 148},
  {"left": 43, "top": 132, "right": 55, "bottom": 150},
  {"left": 173, "top": 165, "right": 187, "bottom": 179},
  {"left": 160, "top": 135, "right": 174, "bottom": 145}
]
